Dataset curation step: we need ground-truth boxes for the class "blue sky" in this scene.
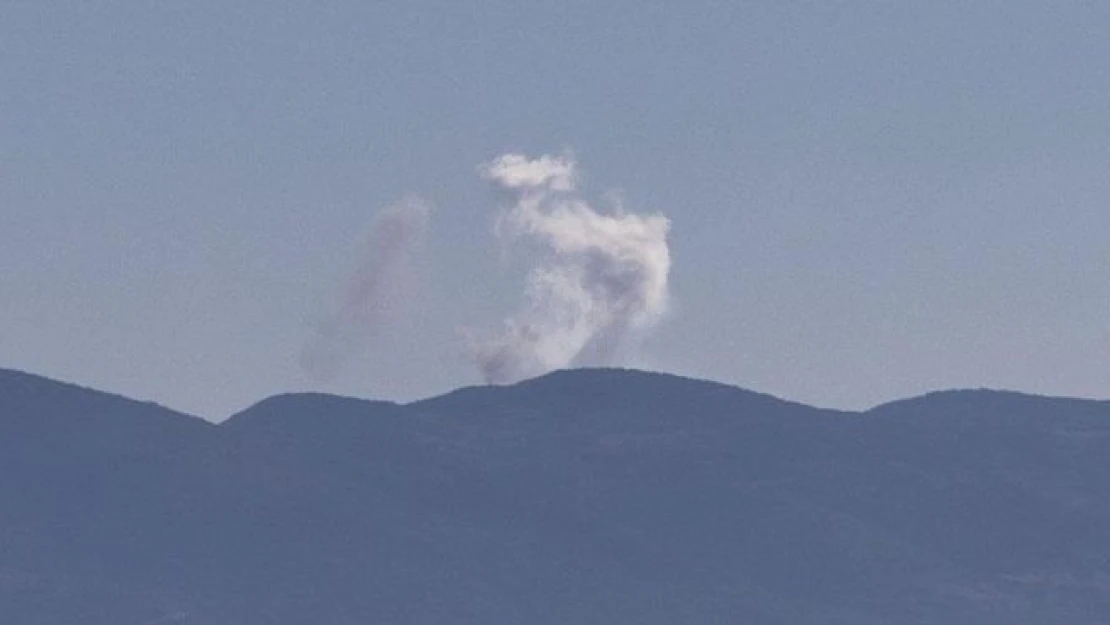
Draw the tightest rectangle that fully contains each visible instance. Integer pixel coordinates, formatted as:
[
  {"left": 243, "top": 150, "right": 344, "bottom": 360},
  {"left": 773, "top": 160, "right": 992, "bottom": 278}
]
[{"left": 2, "top": 2, "right": 1108, "bottom": 419}]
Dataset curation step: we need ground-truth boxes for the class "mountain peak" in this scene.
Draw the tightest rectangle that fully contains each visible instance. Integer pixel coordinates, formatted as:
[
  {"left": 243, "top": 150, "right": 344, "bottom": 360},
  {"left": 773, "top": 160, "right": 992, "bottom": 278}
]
[
  {"left": 868, "top": 387, "right": 1110, "bottom": 419},
  {"left": 222, "top": 391, "right": 400, "bottom": 431},
  {"left": 410, "top": 367, "right": 835, "bottom": 421}
]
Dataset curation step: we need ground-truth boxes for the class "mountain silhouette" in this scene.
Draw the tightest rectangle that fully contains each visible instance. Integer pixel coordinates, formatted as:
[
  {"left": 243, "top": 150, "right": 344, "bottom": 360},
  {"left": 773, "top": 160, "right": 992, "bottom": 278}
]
[{"left": 2, "top": 366, "right": 1109, "bottom": 624}]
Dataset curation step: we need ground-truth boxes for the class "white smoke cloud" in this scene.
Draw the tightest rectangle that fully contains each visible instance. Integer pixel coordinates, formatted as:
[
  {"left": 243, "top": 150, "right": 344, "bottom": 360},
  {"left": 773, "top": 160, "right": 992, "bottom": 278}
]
[
  {"left": 301, "top": 197, "right": 431, "bottom": 381},
  {"left": 470, "top": 153, "right": 671, "bottom": 384},
  {"left": 482, "top": 153, "right": 576, "bottom": 192}
]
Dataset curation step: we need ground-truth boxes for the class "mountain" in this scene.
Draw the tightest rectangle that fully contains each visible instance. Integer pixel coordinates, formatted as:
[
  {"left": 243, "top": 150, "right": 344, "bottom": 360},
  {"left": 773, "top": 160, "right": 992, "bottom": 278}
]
[{"left": 2, "top": 366, "right": 1109, "bottom": 624}]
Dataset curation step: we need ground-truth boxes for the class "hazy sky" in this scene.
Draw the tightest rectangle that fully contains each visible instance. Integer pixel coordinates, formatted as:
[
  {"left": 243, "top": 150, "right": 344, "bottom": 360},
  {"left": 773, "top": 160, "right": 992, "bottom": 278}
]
[{"left": 2, "top": 2, "right": 1108, "bottom": 420}]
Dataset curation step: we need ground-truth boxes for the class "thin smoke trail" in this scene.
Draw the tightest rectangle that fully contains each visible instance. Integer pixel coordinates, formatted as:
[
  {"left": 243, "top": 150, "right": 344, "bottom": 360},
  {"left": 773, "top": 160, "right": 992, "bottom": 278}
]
[{"left": 300, "top": 197, "right": 431, "bottom": 381}]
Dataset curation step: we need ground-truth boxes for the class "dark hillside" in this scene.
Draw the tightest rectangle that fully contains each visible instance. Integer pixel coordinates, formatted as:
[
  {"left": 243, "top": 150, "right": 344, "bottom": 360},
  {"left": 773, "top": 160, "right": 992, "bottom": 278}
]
[{"left": 2, "top": 367, "right": 1109, "bottom": 623}]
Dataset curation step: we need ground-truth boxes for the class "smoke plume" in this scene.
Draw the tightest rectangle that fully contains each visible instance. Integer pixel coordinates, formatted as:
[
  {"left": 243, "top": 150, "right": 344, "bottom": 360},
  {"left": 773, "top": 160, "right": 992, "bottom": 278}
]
[
  {"left": 470, "top": 153, "right": 671, "bottom": 384},
  {"left": 301, "top": 197, "right": 431, "bottom": 381}
]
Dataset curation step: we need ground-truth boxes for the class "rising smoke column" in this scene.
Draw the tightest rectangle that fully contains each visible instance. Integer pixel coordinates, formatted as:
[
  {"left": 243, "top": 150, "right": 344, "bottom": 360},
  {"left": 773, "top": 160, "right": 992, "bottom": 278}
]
[
  {"left": 301, "top": 197, "right": 431, "bottom": 381},
  {"left": 471, "top": 153, "right": 671, "bottom": 384}
]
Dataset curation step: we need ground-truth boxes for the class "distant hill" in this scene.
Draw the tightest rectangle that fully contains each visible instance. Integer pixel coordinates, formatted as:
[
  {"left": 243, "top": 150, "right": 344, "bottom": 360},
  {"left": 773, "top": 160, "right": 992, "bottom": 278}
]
[{"left": 2, "top": 366, "right": 1109, "bottom": 624}]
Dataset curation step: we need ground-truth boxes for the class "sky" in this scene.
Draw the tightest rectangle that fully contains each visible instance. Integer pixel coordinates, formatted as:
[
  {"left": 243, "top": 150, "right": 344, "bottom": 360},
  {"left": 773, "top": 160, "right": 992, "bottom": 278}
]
[{"left": 2, "top": 1, "right": 1108, "bottom": 420}]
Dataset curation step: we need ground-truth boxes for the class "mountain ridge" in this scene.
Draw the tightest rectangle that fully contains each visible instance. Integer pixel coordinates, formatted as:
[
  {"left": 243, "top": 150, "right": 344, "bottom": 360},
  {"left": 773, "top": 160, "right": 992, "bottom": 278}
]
[
  {"left": 3, "top": 364, "right": 1110, "bottom": 623},
  {"left": 5, "top": 365, "right": 1108, "bottom": 425}
]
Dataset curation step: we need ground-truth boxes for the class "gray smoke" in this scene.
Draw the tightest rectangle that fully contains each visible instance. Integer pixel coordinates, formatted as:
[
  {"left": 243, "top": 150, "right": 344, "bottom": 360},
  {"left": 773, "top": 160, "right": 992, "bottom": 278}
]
[
  {"left": 300, "top": 197, "right": 431, "bottom": 381},
  {"left": 470, "top": 153, "right": 671, "bottom": 384}
]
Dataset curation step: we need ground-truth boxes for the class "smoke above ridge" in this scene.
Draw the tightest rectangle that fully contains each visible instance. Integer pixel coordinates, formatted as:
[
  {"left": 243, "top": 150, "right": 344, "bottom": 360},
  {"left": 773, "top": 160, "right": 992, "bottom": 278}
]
[
  {"left": 300, "top": 197, "right": 431, "bottom": 381},
  {"left": 470, "top": 153, "right": 671, "bottom": 384}
]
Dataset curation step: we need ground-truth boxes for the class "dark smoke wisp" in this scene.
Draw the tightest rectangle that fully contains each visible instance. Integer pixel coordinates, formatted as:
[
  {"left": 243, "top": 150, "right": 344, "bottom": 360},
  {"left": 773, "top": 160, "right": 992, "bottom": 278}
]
[{"left": 300, "top": 197, "right": 431, "bottom": 381}]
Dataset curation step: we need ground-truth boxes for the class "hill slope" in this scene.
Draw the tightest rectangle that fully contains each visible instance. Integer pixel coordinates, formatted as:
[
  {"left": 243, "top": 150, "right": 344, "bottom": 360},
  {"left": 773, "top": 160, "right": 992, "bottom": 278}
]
[{"left": 2, "top": 367, "right": 1109, "bottom": 624}]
